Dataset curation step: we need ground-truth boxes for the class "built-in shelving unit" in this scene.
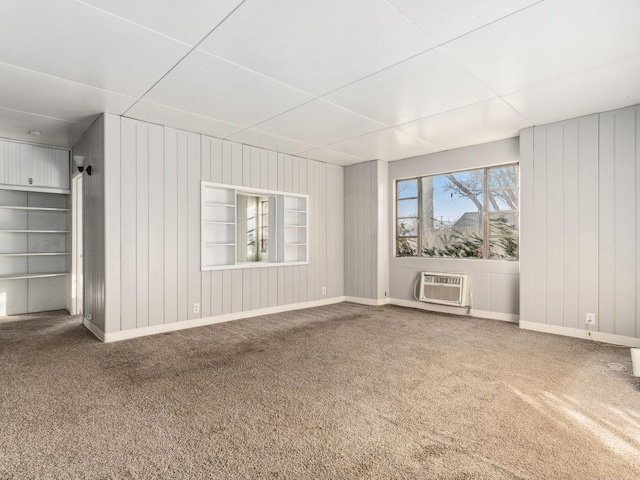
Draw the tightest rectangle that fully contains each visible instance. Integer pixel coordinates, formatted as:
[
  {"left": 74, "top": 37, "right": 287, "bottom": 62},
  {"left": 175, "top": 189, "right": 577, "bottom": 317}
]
[
  {"left": 0, "top": 189, "right": 70, "bottom": 315},
  {"left": 201, "top": 185, "right": 236, "bottom": 267},
  {"left": 283, "top": 196, "right": 308, "bottom": 263}
]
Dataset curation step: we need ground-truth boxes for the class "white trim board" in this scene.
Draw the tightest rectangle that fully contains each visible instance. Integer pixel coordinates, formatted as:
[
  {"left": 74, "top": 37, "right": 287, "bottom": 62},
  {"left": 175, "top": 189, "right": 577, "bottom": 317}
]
[
  {"left": 84, "top": 296, "right": 346, "bottom": 343},
  {"left": 344, "top": 296, "right": 390, "bottom": 307},
  {"left": 389, "top": 297, "right": 519, "bottom": 323},
  {"left": 520, "top": 321, "right": 640, "bottom": 348}
]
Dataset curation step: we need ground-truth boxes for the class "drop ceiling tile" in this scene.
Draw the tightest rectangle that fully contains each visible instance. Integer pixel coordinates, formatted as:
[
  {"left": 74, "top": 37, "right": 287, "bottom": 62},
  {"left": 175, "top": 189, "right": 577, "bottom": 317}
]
[
  {"left": 227, "top": 129, "right": 316, "bottom": 156},
  {"left": 302, "top": 148, "right": 366, "bottom": 167},
  {"left": 0, "top": 108, "right": 88, "bottom": 148},
  {"left": 398, "top": 98, "right": 532, "bottom": 148},
  {"left": 329, "top": 128, "right": 441, "bottom": 161},
  {"left": 254, "top": 99, "right": 387, "bottom": 147},
  {"left": 0, "top": 0, "right": 190, "bottom": 97},
  {"left": 324, "top": 47, "right": 496, "bottom": 126},
  {"left": 125, "top": 101, "right": 244, "bottom": 139},
  {"left": 143, "top": 50, "right": 313, "bottom": 127},
  {"left": 0, "top": 63, "right": 137, "bottom": 125},
  {"left": 504, "top": 56, "right": 640, "bottom": 125},
  {"left": 198, "top": 0, "right": 436, "bottom": 95},
  {"left": 80, "top": 0, "right": 244, "bottom": 46},
  {"left": 444, "top": 0, "right": 640, "bottom": 95},
  {"left": 386, "top": 0, "right": 540, "bottom": 44}
]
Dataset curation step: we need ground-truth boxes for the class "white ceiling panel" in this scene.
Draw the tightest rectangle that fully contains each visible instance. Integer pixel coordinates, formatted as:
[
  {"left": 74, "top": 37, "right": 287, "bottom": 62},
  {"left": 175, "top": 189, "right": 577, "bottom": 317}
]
[
  {"left": 0, "top": 108, "right": 88, "bottom": 148},
  {"left": 198, "top": 0, "right": 436, "bottom": 95},
  {"left": 228, "top": 129, "right": 316, "bottom": 156},
  {"left": 79, "top": 0, "right": 244, "bottom": 46},
  {"left": 0, "top": 63, "right": 136, "bottom": 125},
  {"left": 255, "top": 99, "right": 387, "bottom": 147},
  {"left": 444, "top": 0, "right": 640, "bottom": 95},
  {"left": 302, "top": 148, "right": 366, "bottom": 167},
  {"left": 324, "top": 47, "right": 496, "bottom": 126},
  {"left": 143, "top": 50, "right": 313, "bottom": 127},
  {"left": 398, "top": 98, "right": 532, "bottom": 148},
  {"left": 125, "top": 101, "right": 244, "bottom": 139},
  {"left": 329, "top": 128, "right": 441, "bottom": 161},
  {"left": 0, "top": 0, "right": 190, "bottom": 97},
  {"left": 504, "top": 56, "right": 640, "bottom": 126},
  {"left": 386, "top": 0, "right": 540, "bottom": 44}
]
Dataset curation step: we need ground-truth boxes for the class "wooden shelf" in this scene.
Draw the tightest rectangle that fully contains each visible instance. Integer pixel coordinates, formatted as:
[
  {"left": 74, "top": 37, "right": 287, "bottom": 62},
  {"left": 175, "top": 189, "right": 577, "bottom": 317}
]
[
  {"left": 0, "top": 272, "right": 69, "bottom": 280},
  {"left": 205, "top": 243, "right": 235, "bottom": 247},
  {"left": 285, "top": 224, "right": 306, "bottom": 228},
  {"left": 205, "top": 202, "right": 235, "bottom": 207},
  {"left": 0, "top": 205, "right": 70, "bottom": 212},
  {"left": 285, "top": 243, "right": 307, "bottom": 246},
  {"left": 285, "top": 209, "right": 306, "bottom": 213},
  {"left": 0, "top": 252, "right": 70, "bottom": 257},
  {"left": 0, "top": 230, "right": 70, "bottom": 233},
  {"left": 204, "top": 221, "right": 235, "bottom": 225}
]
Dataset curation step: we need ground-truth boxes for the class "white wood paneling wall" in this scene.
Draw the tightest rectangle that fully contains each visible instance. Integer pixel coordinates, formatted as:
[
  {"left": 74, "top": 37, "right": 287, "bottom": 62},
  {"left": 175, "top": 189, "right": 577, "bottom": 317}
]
[
  {"left": 344, "top": 160, "right": 388, "bottom": 300},
  {"left": 521, "top": 105, "right": 640, "bottom": 338},
  {"left": 81, "top": 117, "right": 344, "bottom": 334}
]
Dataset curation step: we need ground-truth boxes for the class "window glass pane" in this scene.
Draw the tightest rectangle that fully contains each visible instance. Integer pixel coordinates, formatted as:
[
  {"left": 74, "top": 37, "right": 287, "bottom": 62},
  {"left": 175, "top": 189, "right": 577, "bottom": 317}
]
[
  {"left": 488, "top": 165, "right": 518, "bottom": 189},
  {"left": 397, "top": 179, "right": 418, "bottom": 199},
  {"left": 397, "top": 238, "right": 417, "bottom": 256},
  {"left": 397, "top": 219, "right": 417, "bottom": 237},
  {"left": 489, "top": 236, "right": 518, "bottom": 260},
  {"left": 489, "top": 213, "right": 518, "bottom": 235},
  {"left": 420, "top": 171, "right": 484, "bottom": 258},
  {"left": 397, "top": 199, "right": 418, "bottom": 218},
  {"left": 488, "top": 189, "right": 518, "bottom": 211}
]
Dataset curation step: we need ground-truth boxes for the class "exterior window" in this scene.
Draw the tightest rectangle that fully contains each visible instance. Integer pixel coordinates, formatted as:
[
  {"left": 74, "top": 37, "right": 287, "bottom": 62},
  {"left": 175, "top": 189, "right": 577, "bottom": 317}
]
[
  {"left": 259, "top": 199, "right": 269, "bottom": 253},
  {"left": 395, "top": 164, "right": 518, "bottom": 260}
]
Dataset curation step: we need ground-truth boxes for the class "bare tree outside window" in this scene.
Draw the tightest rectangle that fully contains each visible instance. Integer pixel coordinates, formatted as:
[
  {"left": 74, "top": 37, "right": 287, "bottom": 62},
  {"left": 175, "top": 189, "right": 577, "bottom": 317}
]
[{"left": 396, "top": 164, "right": 518, "bottom": 260}]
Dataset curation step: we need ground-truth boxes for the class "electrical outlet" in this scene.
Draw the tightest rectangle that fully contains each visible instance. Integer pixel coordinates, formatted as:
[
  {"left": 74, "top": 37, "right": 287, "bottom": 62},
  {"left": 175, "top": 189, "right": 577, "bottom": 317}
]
[
  {"left": 586, "top": 313, "right": 596, "bottom": 325},
  {"left": 86, "top": 313, "right": 93, "bottom": 321},
  {"left": 193, "top": 303, "right": 200, "bottom": 314},
  {"left": 322, "top": 287, "right": 326, "bottom": 295}
]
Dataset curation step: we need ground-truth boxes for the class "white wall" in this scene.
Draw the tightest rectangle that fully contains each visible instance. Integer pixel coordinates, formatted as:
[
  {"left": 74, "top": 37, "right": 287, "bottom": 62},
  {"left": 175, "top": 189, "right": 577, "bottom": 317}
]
[
  {"left": 387, "top": 138, "right": 520, "bottom": 319},
  {"left": 520, "top": 105, "right": 640, "bottom": 342},
  {"left": 76, "top": 115, "right": 344, "bottom": 336}
]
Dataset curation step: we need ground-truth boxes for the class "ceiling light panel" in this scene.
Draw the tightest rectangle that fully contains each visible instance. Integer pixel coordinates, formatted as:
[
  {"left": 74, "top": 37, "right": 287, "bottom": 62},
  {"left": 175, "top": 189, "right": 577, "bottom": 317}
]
[
  {"left": 0, "top": 63, "right": 137, "bottom": 125},
  {"left": 254, "top": 99, "right": 387, "bottom": 147},
  {"left": 197, "top": 0, "right": 436, "bottom": 96},
  {"left": 328, "top": 127, "right": 442, "bottom": 161},
  {"left": 386, "top": 0, "right": 540, "bottom": 44},
  {"left": 324, "top": 47, "right": 496, "bottom": 126},
  {"left": 125, "top": 101, "right": 245, "bottom": 139},
  {"left": 79, "top": 0, "right": 244, "bottom": 46},
  {"left": 0, "top": 107, "right": 87, "bottom": 147},
  {"left": 142, "top": 50, "right": 313, "bottom": 127},
  {"left": 504, "top": 56, "right": 640, "bottom": 126},
  {"left": 0, "top": 0, "right": 190, "bottom": 97},
  {"left": 444, "top": 0, "right": 640, "bottom": 96},
  {"left": 398, "top": 98, "right": 532, "bottom": 148}
]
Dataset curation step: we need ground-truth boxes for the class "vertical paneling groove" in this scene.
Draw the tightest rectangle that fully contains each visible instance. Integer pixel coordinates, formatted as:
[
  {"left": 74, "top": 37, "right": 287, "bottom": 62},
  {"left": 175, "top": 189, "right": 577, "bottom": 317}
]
[
  {"left": 164, "top": 129, "right": 178, "bottom": 325},
  {"left": 120, "top": 119, "right": 137, "bottom": 331},
  {"left": 545, "top": 124, "right": 563, "bottom": 326},
  {"left": 148, "top": 124, "right": 164, "bottom": 326},
  {"left": 362, "top": 163, "right": 373, "bottom": 298},
  {"left": 519, "top": 128, "right": 534, "bottom": 322},
  {"left": 613, "top": 109, "right": 636, "bottom": 337},
  {"left": 176, "top": 132, "right": 189, "bottom": 321},
  {"left": 599, "top": 113, "right": 616, "bottom": 334},
  {"left": 562, "top": 122, "right": 580, "bottom": 329},
  {"left": 532, "top": 127, "right": 547, "bottom": 324},
  {"left": 577, "top": 115, "right": 599, "bottom": 332},
  {"left": 200, "top": 138, "right": 212, "bottom": 319}
]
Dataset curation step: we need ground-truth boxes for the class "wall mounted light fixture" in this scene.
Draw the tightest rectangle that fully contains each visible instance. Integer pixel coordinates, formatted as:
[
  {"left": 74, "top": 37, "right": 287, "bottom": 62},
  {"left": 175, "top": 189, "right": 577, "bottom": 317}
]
[{"left": 73, "top": 155, "right": 92, "bottom": 175}]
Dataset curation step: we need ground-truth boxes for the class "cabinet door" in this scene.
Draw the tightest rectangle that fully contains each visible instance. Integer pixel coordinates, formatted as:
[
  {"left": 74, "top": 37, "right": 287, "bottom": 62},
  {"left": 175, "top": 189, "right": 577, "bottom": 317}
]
[
  {"left": 0, "top": 140, "right": 33, "bottom": 186},
  {"left": 32, "top": 147, "right": 70, "bottom": 190}
]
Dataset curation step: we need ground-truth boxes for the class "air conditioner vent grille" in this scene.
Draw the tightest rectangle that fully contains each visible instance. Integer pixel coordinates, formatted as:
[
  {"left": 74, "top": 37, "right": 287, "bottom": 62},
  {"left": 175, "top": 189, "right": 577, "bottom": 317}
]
[{"left": 419, "top": 272, "right": 470, "bottom": 307}]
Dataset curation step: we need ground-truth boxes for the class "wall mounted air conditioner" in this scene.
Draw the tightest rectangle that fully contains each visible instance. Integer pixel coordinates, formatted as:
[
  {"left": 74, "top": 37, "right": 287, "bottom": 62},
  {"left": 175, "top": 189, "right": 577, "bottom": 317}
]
[{"left": 419, "top": 272, "right": 470, "bottom": 307}]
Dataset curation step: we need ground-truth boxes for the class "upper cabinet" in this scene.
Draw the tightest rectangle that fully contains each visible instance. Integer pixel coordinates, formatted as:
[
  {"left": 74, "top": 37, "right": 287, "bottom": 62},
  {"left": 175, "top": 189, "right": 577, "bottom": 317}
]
[{"left": 0, "top": 139, "right": 70, "bottom": 192}]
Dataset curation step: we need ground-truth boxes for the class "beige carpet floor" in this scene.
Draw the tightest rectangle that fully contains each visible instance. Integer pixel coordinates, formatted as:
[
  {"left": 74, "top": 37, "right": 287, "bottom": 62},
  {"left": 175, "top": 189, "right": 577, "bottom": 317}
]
[{"left": 1, "top": 303, "right": 639, "bottom": 479}]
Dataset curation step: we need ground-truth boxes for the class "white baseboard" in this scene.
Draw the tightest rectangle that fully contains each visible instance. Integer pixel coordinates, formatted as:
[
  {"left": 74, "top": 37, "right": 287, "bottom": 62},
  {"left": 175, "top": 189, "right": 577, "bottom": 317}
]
[
  {"left": 87, "top": 296, "right": 346, "bottom": 343},
  {"left": 344, "top": 296, "right": 390, "bottom": 306},
  {"left": 389, "top": 297, "right": 519, "bottom": 323},
  {"left": 520, "top": 320, "right": 640, "bottom": 348},
  {"left": 83, "top": 318, "right": 105, "bottom": 342}
]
